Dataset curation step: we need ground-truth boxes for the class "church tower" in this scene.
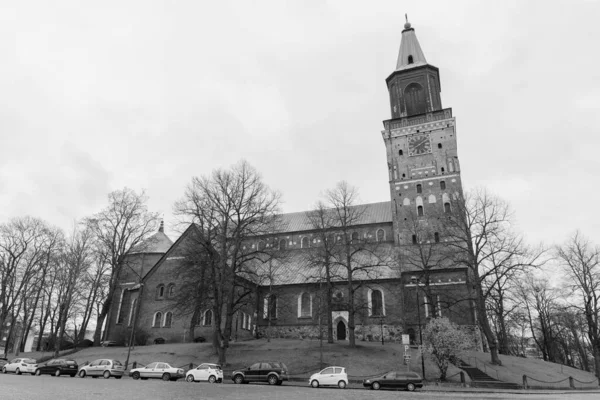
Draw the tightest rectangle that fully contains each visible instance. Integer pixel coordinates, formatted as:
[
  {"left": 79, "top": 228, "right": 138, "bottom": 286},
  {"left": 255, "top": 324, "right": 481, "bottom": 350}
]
[{"left": 382, "top": 18, "right": 463, "bottom": 245}]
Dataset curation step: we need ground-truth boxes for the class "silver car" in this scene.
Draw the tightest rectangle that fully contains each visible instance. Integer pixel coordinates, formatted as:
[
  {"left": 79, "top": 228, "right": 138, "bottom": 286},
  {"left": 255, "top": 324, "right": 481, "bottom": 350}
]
[
  {"left": 130, "top": 362, "right": 185, "bottom": 381},
  {"left": 78, "top": 359, "right": 125, "bottom": 379}
]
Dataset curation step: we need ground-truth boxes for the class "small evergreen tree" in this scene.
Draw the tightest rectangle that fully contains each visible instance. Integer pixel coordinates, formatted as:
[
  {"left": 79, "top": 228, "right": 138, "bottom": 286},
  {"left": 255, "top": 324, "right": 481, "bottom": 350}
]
[{"left": 423, "top": 317, "right": 472, "bottom": 380}]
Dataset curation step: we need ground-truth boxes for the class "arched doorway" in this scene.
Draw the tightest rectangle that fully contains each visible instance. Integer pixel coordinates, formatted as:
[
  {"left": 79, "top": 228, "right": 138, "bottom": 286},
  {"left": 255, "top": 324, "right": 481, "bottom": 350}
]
[{"left": 336, "top": 321, "right": 346, "bottom": 340}]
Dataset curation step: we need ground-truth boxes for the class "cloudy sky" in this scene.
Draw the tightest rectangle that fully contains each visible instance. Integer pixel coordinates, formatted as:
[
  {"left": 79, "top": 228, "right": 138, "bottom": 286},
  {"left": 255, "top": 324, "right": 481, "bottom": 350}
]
[{"left": 0, "top": 0, "right": 598, "bottom": 247}]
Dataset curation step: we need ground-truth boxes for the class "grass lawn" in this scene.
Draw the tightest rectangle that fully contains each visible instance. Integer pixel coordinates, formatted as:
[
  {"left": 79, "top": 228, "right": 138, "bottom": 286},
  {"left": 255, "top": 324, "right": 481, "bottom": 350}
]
[{"left": 8, "top": 339, "right": 598, "bottom": 388}]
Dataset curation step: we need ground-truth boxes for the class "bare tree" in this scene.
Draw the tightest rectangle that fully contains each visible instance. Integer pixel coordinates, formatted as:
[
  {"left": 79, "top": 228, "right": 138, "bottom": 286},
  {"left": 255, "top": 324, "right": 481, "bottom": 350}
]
[
  {"left": 556, "top": 231, "right": 600, "bottom": 378},
  {"left": 85, "top": 188, "right": 160, "bottom": 345},
  {"left": 442, "top": 188, "right": 545, "bottom": 365},
  {"left": 173, "top": 160, "right": 280, "bottom": 365}
]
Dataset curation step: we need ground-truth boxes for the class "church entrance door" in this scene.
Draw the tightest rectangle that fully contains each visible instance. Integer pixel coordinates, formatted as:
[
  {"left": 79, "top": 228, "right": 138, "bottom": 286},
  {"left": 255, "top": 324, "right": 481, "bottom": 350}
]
[{"left": 336, "top": 321, "right": 346, "bottom": 340}]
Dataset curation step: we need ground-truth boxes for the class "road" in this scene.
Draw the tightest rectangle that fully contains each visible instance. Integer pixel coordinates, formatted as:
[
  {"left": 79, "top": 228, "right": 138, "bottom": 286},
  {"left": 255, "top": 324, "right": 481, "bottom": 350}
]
[{"left": 1, "top": 374, "right": 599, "bottom": 400}]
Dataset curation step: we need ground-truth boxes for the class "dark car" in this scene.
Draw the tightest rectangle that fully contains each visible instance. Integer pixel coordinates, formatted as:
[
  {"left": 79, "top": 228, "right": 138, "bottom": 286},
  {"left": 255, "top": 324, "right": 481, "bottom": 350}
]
[
  {"left": 0, "top": 358, "right": 8, "bottom": 368},
  {"left": 232, "top": 362, "right": 289, "bottom": 385},
  {"left": 34, "top": 359, "right": 79, "bottom": 377},
  {"left": 363, "top": 370, "right": 423, "bottom": 391}
]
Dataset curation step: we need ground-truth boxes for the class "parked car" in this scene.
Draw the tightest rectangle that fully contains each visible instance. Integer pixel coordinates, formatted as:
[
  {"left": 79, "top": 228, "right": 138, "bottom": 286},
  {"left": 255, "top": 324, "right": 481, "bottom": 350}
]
[
  {"left": 0, "top": 358, "right": 7, "bottom": 369},
  {"left": 130, "top": 362, "right": 184, "bottom": 381},
  {"left": 309, "top": 366, "right": 348, "bottom": 389},
  {"left": 153, "top": 338, "right": 166, "bottom": 344},
  {"left": 363, "top": 370, "right": 423, "bottom": 391},
  {"left": 78, "top": 359, "right": 124, "bottom": 379},
  {"left": 34, "top": 359, "right": 79, "bottom": 377},
  {"left": 185, "top": 363, "right": 223, "bottom": 383},
  {"left": 2, "top": 358, "right": 37, "bottom": 375},
  {"left": 231, "top": 362, "right": 289, "bottom": 385},
  {"left": 100, "top": 340, "right": 118, "bottom": 347},
  {"left": 193, "top": 336, "right": 206, "bottom": 343}
]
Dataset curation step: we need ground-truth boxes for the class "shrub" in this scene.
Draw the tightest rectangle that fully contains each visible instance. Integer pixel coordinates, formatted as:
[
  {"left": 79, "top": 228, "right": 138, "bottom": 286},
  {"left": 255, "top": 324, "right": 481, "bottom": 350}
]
[{"left": 423, "top": 317, "right": 472, "bottom": 381}]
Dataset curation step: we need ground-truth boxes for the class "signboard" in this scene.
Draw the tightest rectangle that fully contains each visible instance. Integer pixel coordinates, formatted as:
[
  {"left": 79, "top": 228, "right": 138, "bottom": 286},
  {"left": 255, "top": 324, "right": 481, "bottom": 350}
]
[
  {"left": 402, "top": 334, "right": 410, "bottom": 345},
  {"left": 404, "top": 345, "right": 410, "bottom": 352}
]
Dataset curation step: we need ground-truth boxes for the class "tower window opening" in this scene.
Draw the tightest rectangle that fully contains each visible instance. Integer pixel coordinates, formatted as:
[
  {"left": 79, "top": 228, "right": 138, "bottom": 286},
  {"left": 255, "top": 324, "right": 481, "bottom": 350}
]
[
  {"left": 402, "top": 173, "right": 406, "bottom": 178},
  {"left": 412, "top": 234, "right": 417, "bottom": 244},
  {"left": 440, "top": 181, "right": 446, "bottom": 190},
  {"left": 399, "top": 149, "right": 403, "bottom": 156},
  {"left": 444, "top": 202, "right": 451, "bottom": 213},
  {"left": 417, "top": 205, "right": 424, "bottom": 217},
  {"left": 441, "top": 167, "right": 445, "bottom": 174},
  {"left": 434, "top": 232, "right": 440, "bottom": 243},
  {"left": 438, "top": 143, "right": 442, "bottom": 149},
  {"left": 416, "top": 184, "right": 422, "bottom": 194},
  {"left": 408, "top": 55, "right": 414, "bottom": 64}
]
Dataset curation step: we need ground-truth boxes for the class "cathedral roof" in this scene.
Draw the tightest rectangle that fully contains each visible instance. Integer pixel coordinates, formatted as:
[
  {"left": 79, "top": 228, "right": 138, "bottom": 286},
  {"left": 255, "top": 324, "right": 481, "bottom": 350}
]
[
  {"left": 395, "top": 19, "right": 428, "bottom": 72},
  {"left": 278, "top": 201, "right": 392, "bottom": 233},
  {"left": 133, "top": 221, "right": 174, "bottom": 254}
]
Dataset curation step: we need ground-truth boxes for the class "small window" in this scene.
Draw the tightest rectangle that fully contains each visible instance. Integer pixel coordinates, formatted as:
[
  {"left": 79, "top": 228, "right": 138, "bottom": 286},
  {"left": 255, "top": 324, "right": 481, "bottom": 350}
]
[
  {"left": 279, "top": 239, "right": 286, "bottom": 250},
  {"left": 440, "top": 181, "right": 446, "bottom": 190},
  {"left": 301, "top": 237, "right": 309, "bottom": 248},
  {"left": 399, "top": 149, "right": 403, "bottom": 156},
  {"left": 412, "top": 235, "right": 417, "bottom": 244},
  {"left": 168, "top": 284, "right": 175, "bottom": 298},
  {"left": 376, "top": 229, "right": 385, "bottom": 242},
  {"left": 258, "top": 240, "right": 266, "bottom": 250},
  {"left": 351, "top": 231, "right": 359, "bottom": 243},
  {"left": 164, "top": 312, "right": 172, "bottom": 328},
  {"left": 434, "top": 232, "right": 440, "bottom": 243},
  {"left": 441, "top": 167, "right": 445, "bottom": 174},
  {"left": 408, "top": 55, "right": 414, "bottom": 64},
  {"left": 153, "top": 312, "right": 162, "bottom": 327},
  {"left": 417, "top": 206, "right": 424, "bottom": 217},
  {"left": 416, "top": 184, "right": 422, "bottom": 194},
  {"left": 203, "top": 310, "right": 212, "bottom": 326},
  {"left": 371, "top": 290, "right": 383, "bottom": 316},
  {"left": 438, "top": 143, "right": 442, "bottom": 149},
  {"left": 444, "top": 202, "right": 451, "bottom": 213},
  {"left": 157, "top": 285, "right": 165, "bottom": 299}
]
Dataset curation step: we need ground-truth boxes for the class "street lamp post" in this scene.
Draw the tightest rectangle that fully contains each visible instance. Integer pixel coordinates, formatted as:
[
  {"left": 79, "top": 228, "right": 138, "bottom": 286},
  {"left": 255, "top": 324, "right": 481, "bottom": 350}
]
[
  {"left": 411, "top": 276, "right": 426, "bottom": 379},
  {"left": 380, "top": 316, "right": 385, "bottom": 345}
]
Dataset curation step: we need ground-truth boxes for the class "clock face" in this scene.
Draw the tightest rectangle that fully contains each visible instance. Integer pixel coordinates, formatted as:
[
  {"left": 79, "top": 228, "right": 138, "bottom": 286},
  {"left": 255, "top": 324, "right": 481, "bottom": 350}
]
[{"left": 408, "top": 134, "right": 432, "bottom": 156}]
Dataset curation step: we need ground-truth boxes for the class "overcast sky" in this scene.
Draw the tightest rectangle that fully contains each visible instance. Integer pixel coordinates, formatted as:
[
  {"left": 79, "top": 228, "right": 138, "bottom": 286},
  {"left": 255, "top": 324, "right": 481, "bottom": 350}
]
[{"left": 0, "top": 0, "right": 598, "bottom": 248}]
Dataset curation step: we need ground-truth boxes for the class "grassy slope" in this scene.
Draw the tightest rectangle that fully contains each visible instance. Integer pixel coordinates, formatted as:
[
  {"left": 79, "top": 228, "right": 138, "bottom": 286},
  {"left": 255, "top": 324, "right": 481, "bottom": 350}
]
[{"left": 11, "top": 339, "right": 598, "bottom": 387}]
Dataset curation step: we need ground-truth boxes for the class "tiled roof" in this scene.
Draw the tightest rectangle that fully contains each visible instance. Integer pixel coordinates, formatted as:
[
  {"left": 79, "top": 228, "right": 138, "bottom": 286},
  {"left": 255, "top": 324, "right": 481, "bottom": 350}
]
[
  {"left": 253, "top": 243, "right": 399, "bottom": 286},
  {"left": 133, "top": 230, "right": 174, "bottom": 254},
  {"left": 278, "top": 201, "right": 392, "bottom": 234}
]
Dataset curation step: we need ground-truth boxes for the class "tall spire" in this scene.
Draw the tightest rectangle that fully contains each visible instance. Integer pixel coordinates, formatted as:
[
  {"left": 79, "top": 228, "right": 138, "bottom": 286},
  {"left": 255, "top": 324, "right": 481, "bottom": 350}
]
[
  {"left": 158, "top": 219, "right": 164, "bottom": 233},
  {"left": 395, "top": 17, "right": 427, "bottom": 71}
]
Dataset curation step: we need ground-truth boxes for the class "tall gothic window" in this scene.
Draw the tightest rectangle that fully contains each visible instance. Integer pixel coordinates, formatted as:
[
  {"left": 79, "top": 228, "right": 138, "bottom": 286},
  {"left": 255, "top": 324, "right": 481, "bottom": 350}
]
[
  {"left": 164, "top": 312, "right": 173, "bottom": 328},
  {"left": 153, "top": 312, "right": 162, "bottom": 328},
  {"left": 203, "top": 310, "right": 212, "bottom": 326},
  {"left": 404, "top": 83, "right": 427, "bottom": 115},
  {"left": 371, "top": 290, "right": 384, "bottom": 316},
  {"left": 416, "top": 184, "right": 422, "bottom": 194},
  {"left": 300, "top": 293, "right": 311, "bottom": 318}
]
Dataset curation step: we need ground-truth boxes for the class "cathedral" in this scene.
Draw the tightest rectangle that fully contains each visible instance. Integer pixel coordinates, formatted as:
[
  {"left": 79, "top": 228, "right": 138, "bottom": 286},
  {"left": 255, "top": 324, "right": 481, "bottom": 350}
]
[{"left": 104, "top": 20, "right": 476, "bottom": 346}]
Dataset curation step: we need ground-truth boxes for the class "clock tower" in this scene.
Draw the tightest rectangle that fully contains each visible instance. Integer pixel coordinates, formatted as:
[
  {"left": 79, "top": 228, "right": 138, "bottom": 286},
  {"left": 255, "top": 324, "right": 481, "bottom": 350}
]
[{"left": 381, "top": 19, "right": 463, "bottom": 245}]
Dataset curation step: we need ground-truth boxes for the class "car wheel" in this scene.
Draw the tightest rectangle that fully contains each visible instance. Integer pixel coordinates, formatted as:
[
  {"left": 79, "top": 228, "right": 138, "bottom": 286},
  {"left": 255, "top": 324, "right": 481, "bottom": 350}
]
[
  {"left": 54, "top": 370, "right": 61, "bottom": 377},
  {"left": 372, "top": 381, "right": 381, "bottom": 390},
  {"left": 103, "top": 371, "right": 111, "bottom": 379},
  {"left": 35, "top": 369, "right": 41, "bottom": 376},
  {"left": 407, "top": 382, "right": 416, "bottom": 391},
  {"left": 132, "top": 372, "right": 140, "bottom": 380},
  {"left": 338, "top": 380, "right": 347, "bottom": 389},
  {"left": 233, "top": 374, "right": 244, "bottom": 384},
  {"left": 311, "top": 380, "right": 319, "bottom": 388},
  {"left": 162, "top": 373, "right": 171, "bottom": 381},
  {"left": 186, "top": 374, "right": 195, "bottom": 382},
  {"left": 79, "top": 370, "right": 86, "bottom": 378},
  {"left": 208, "top": 375, "right": 216, "bottom": 384},
  {"left": 16, "top": 368, "right": 21, "bottom": 375},
  {"left": 267, "top": 374, "right": 278, "bottom": 385}
]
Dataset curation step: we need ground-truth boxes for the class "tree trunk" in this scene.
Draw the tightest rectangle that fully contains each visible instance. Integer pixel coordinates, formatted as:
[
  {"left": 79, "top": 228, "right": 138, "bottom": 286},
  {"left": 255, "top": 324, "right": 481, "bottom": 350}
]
[{"left": 476, "top": 285, "right": 501, "bottom": 365}]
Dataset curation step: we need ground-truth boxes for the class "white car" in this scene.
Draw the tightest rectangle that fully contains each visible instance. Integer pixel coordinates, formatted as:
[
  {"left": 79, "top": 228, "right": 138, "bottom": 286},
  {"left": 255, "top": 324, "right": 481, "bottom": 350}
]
[
  {"left": 78, "top": 359, "right": 125, "bottom": 379},
  {"left": 2, "top": 358, "right": 38, "bottom": 375},
  {"left": 130, "top": 361, "right": 185, "bottom": 381},
  {"left": 185, "top": 363, "right": 223, "bottom": 383},
  {"left": 309, "top": 366, "right": 348, "bottom": 389}
]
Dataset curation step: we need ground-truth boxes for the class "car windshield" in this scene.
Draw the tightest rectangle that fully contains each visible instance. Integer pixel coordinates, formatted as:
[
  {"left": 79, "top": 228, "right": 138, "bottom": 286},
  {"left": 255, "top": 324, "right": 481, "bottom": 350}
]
[{"left": 23, "top": 359, "right": 36, "bottom": 364}]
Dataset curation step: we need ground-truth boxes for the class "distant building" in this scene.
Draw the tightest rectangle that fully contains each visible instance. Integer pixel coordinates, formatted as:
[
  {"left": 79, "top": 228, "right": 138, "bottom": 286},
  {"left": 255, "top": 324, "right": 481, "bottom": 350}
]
[{"left": 104, "top": 20, "right": 477, "bottom": 346}]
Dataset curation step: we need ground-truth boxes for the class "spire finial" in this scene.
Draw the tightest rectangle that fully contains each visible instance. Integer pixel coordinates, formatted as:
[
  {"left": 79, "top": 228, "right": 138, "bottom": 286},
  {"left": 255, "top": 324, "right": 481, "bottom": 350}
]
[
  {"left": 159, "top": 219, "right": 164, "bottom": 233},
  {"left": 404, "top": 13, "right": 411, "bottom": 30}
]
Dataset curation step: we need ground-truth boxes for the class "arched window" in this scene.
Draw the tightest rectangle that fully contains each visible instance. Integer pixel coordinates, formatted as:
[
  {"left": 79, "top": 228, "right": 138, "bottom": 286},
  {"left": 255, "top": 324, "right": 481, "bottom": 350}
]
[
  {"left": 258, "top": 240, "right": 266, "bottom": 250},
  {"left": 440, "top": 181, "right": 446, "bottom": 190},
  {"left": 376, "top": 229, "right": 385, "bottom": 242},
  {"left": 404, "top": 82, "right": 427, "bottom": 115},
  {"left": 448, "top": 159, "right": 455, "bottom": 172},
  {"left": 412, "top": 235, "right": 417, "bottom": 244},
  {"left": 264, "top": 295, "right": 277, "bottom": 320},
  {"left": 417, "top": 205, "right": 424, "bottom": 217},
  {"left": 116, "top": 289, "right": 125, "bottom": 324},
  {"left": 128, "top": 298, "right": 137, "bottom": 326},
  {"left": 438, "top": 143, "right": 442, "bottom": 149},
  {"left": 441, "top": 167, "right": 445, "bottom": 174},
  {"left": 369, "top": 289, "right": 384, "bottom": 316},
  {"left": 434, "top": 232, "right": 440, "bottom": 243},
  {"left": 153, "top": 312, "right": 162, "bottom": 328},
  {"left": 403, "top": 198, "right": 410, "bottom": 206},
  {"left": 408, "top": 55, "right": 414, "bottom": 64},
  {"left": 167, "top": 284, "right": 175, "bottom": 298},
  {"left": 399, "top": 149, "right": 403, "bottom": 156},
  {"left": 428, "top": 194, "right": 436, "bottom": 203},
  {"left": 416, "top": 184, "right": 422, "bottom": 194},
  {"left": 164, "top": 312, "right": 172, "bottom": 328},
  {"left": 203, "top": 310, "right": 212, "bottom": 326},
  {"left": 301, "top": 237, "right": 309, "bottom": 249},
  {"left": 299, "top": 292, "right": 311, "bottom": 318},
  {"left": 279, "top": 239, "right": 287, "bottom": 250},
  {"left": 351, "top": 231, "right": 359, "bottom": 243},
  {"left": 444, "top": 202, "right": 451, "bottom": 213},
  {"left": 156, "top": 285, "right": 165, "bottom": 300}
]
